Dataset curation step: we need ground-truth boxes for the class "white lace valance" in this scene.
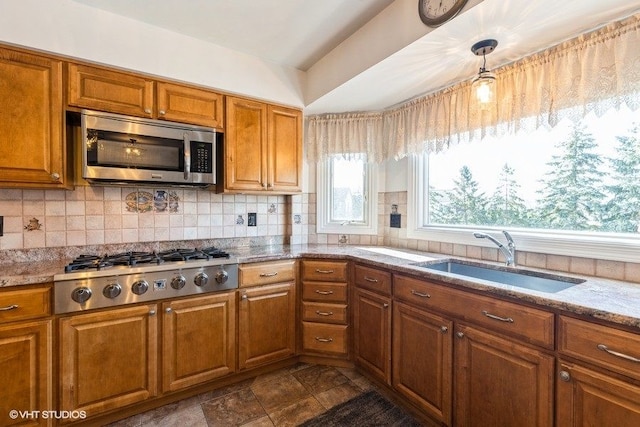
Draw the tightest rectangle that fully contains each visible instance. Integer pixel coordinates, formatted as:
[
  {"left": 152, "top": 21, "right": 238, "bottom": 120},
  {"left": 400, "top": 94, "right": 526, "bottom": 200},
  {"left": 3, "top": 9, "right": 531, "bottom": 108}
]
[{"left": 305, "top": 13, "right": 640, "bottom": 163}]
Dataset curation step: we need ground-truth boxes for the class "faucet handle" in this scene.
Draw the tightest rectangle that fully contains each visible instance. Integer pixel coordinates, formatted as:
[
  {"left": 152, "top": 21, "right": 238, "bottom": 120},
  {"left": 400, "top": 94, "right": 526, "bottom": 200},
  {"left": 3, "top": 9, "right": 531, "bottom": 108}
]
[{"left": 502, "top": 230, "right": 515, "bottom": 245}]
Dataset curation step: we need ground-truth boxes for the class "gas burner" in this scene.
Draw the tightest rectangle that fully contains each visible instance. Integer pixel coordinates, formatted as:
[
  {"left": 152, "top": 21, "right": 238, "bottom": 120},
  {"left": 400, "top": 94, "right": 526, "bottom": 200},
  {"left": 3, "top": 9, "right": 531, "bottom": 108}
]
[
  {"left": 64, "top": 254, "right": 113, "bottom": 272},
  {"left": 105, "top": 251, "right": 162, "bottom": 266},
  {"left": 158, "top": 248, "right": 207, "bottom": 262},
  {"left": 201, "top": 246, "right": 231, "bottom": 259}
]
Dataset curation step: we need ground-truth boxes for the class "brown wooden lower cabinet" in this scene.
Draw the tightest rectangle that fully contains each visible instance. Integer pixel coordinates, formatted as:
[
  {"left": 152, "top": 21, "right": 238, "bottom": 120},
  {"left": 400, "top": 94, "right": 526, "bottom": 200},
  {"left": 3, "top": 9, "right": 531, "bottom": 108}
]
[
  {"left": 392, "top": 301, "right": 453, "bottom": 425},
  {"left": 59, "top": 304, "right": 158, "bottom": 419},
  {"left": 238, "top": 282, "right": 296, "bottom": 369},
  {"left": 161, "top": 292, "right": 236, "bottom": 392},
  {"left": 454, "top": 323, "right": 554, "bottom": 427},
  {"left": 353, "top": 287, "right": 391, "bottom": 385},
  {"left": 556, "top": 361, "right": 640, "bottom": 426}
]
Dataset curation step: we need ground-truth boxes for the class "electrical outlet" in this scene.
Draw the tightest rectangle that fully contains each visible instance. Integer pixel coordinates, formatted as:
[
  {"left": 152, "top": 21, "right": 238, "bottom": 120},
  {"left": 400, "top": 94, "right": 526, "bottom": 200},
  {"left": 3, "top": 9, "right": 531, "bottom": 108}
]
[
  {"left": 390, "top": 213, "right": 401, "bottom": 228},
  {"left": 248, "top": 212, "right": 257, "bottom": 226},
  {"left": 0, "top": 215, "right": 3, "bottom": 236}
]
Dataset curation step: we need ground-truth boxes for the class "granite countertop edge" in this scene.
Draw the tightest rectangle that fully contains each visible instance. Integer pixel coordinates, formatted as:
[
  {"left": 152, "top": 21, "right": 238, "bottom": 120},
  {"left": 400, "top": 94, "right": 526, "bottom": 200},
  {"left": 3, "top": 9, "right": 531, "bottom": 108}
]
[{"left": 2, "top": 244, "right": 639, "bottom": 330}]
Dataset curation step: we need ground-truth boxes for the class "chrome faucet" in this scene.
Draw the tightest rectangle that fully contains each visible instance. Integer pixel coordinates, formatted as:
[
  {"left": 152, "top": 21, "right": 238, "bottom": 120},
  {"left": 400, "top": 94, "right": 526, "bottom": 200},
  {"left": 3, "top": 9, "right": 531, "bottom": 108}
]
[{"left": 473, "top": 230, "right": 516, "bottom": 266}]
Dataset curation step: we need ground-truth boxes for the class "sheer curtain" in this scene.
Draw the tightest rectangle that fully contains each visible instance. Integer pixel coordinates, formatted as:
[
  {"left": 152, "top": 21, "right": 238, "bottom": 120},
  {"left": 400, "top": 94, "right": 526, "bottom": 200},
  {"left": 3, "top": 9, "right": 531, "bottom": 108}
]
[{"left": 305, "top": 13, "right": 640, "bottom": 163}]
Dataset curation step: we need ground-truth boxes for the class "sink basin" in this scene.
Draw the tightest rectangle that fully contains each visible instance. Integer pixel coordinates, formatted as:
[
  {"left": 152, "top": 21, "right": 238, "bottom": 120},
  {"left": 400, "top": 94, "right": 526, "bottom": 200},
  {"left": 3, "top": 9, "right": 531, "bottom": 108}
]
[{"left": 412, "top": 260, "right": 585, "bottom": 293}]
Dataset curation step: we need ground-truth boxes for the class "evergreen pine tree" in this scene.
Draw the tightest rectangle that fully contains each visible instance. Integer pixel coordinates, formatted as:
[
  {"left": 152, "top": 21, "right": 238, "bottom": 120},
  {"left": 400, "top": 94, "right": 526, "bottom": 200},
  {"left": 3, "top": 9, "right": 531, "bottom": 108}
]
[
  {"left": 603, "top": 124, "right": 640, "bottom": 233},
  {"left": 487, "top": 163, "right": 529, "bottom": 226},
  {"left": 434, "top": 166, "right": 488, "bottom": 225},
  {"left": 536, "top": 124, "right": 606, "bottom": 230}
]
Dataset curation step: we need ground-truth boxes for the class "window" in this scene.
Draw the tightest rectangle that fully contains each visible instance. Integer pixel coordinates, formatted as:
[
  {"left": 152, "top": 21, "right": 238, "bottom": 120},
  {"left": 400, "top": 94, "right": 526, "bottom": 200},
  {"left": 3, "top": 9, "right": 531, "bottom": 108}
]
[
  {"left": 317, "top": 154, "right": 377, "bottom": 235},
  {"left": 408, "top": 106, "right": 640, "bottom": 262}
]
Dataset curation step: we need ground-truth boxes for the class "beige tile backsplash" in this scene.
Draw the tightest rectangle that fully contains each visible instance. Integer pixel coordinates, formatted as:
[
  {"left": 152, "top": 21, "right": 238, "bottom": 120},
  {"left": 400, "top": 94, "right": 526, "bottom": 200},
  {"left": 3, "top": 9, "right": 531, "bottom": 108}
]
[{"left": 1, "top": 188, "right": 637, "bottom": 284}]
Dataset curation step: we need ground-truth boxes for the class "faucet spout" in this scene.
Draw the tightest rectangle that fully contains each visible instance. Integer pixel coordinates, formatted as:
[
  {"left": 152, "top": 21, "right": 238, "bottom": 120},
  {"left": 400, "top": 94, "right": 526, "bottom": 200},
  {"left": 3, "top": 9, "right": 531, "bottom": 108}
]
[{"left": 473, "top": 231, "right": 516, "bottom": 266}]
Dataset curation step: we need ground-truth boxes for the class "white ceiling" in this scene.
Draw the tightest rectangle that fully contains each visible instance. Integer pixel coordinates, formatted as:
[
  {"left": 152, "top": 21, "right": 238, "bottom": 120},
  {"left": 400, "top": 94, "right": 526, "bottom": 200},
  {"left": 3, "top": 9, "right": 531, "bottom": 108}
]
[{"left": 73, "top": 0, "right": 640, "bottom": 115}]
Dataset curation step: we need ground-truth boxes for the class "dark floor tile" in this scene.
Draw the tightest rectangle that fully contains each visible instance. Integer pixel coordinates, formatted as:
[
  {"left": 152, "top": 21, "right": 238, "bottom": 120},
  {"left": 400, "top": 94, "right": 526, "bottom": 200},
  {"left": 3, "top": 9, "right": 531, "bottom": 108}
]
[
  {"left": 141, "top": 405, "right": 206, "bottom": 427},
  {"left": 197, "top": 377, "right": 254, "bottom": 403},
  {"left": 104, "top": 414, "right": 142, "bottom": 427},
  {"left": 292, "top": 364, "right": 349, "bottom": 394},
  {"left": 268, "top": 396, "right": 325, "bottom": 427},
  {"left": 138, "top": 395, "right": 201, "bottom": 424},
  {"left": 314, "top": 381, "right": 363, "bottom": 410},
  {"left": 202, "top": 388, "right": 266, "bottom": 426},
  {"left": 239, "top": 415, "right": 275, "bottom": 427},
  {"left": 251, "top": 374, "right": 311, "bottom": 412}
]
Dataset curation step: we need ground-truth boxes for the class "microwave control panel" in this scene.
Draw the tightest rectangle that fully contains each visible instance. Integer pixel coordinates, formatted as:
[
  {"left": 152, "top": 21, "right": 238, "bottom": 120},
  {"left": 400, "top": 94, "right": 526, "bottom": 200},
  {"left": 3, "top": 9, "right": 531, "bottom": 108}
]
[{"left": 190, "top": 141, "right": 213, "bottom": 173}]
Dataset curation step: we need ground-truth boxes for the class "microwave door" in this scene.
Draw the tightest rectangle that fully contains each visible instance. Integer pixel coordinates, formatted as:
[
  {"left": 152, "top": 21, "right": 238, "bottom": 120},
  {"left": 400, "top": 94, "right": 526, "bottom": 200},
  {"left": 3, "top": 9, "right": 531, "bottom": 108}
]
[{"left": 183, "top": 132, "right": 190, "bottom": 181}]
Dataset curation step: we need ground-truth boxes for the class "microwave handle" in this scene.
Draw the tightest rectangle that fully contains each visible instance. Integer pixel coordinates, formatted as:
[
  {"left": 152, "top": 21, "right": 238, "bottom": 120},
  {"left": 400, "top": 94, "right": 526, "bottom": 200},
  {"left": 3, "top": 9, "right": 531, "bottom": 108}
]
[{"left": 183, "top": 132, "right": 191, "bottom": 181}]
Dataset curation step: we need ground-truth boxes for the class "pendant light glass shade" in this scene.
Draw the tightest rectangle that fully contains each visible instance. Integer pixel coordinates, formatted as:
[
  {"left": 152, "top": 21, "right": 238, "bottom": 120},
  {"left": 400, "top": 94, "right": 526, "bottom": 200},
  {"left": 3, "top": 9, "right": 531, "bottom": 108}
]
[{"left": 471, "top": 39, "right": 498, "bottom": 110}]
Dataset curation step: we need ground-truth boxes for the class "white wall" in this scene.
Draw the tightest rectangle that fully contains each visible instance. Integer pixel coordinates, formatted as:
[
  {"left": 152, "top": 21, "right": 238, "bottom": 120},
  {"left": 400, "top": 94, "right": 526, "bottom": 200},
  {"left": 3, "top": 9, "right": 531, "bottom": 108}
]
[{"left": 0, "top": 0, "right": 305, "bottom": 108}]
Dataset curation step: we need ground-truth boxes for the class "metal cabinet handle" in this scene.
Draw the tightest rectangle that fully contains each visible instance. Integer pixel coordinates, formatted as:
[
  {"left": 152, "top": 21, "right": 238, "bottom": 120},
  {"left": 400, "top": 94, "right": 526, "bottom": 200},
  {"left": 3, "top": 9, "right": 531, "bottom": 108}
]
[
  {"left": 315, "top": 290, "right": 334, "bottom": 295},
  {"left": 259, "top": 272, "right": 278, "bottom": 277},
  {"left": 383, "top": 303, "right": 389, "bottom": 308},
  {"left": 315, "top": 269, "right": 334, "bottom": 274},
  {"left": 456, "top": 332, "right": 465, "bottom": 338},
  {"left": 159, "top": 110, "right": 166, "bottom": 115},
  {"left": 0, "top": 304, "right": 19, "bottom": 311},
  {"left": 363, "top": 276, "right": 378, "bottom": 283},
  {"left": 559, "top": 370, "right": 571, "bottom": 382},
  {"left": 241, "top": 294, "right": 248, "bottom": 300},
  {"left": 482, "top": 310, "right": 514, "bottom": 323},
  {"left": 51, "top": 172, "right": 60, "bottom": 181},
  {"left": 315, "top": 311, "right": 333, "bottom": 316},
  {"left": 440, "top": 326, "right": 448, "bottom": 333},
  {"left": 597, "top": 344, "right": 640, "bottom": 363},
  {"left": 315, "top": 337, "right": 333, "bottom": 343},
  {"left": 411, "top": 290, "right": 431, "bottom": 298},
  {"left": 165, "top": 307, "right": 172, "bottom": 313},
  {"left": 149, "top": 310, "right": 156, "bottom": 316},
  {"left": 144, "top": 108, "right": 152, "bottom": 114}
]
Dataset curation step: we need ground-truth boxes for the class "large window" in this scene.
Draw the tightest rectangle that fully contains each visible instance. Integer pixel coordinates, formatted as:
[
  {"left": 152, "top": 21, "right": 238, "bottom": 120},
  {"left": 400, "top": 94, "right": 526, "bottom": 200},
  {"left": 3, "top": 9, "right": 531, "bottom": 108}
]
[
  {"left": 317, "top": 154, "right": 377, "bottom": 235},
  {"left": 409, "top": 106, "right": 640, "bottom": 262}
]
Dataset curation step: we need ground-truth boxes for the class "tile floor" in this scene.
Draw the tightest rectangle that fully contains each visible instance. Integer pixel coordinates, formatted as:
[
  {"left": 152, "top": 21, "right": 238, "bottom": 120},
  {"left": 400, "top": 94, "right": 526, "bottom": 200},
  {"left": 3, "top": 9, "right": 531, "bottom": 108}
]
[{"left": 106, "top": 363, "right": 378, "bottom": 426}]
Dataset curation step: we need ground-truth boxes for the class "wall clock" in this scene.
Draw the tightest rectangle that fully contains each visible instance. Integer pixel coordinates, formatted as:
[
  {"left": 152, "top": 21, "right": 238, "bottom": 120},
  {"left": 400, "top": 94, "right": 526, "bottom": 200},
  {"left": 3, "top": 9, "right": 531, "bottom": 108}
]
[{"left": 418, "top": 0, "right": 469, "bottom": 27}]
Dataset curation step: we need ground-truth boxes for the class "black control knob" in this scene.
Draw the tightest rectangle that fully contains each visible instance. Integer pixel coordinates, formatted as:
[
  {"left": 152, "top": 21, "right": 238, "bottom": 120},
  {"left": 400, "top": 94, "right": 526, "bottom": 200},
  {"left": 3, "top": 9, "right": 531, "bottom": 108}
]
[
  {"left": 171, "top": 275, "right": 187, "bottom": 290},
  {"left": 132, "top": 280, "right": 149, "bottom": 295},
  {"left": 103, "top": 283, "right": 122, "bottom": 299},
  {"left": 71, "top": 287, "right": 92, "bottom": 304},
  {"left": 215, "top": 269, "right": 229, "bottom": 284},
  {"left": 194, "top": 272, "right": 209, "bottom": 287}
]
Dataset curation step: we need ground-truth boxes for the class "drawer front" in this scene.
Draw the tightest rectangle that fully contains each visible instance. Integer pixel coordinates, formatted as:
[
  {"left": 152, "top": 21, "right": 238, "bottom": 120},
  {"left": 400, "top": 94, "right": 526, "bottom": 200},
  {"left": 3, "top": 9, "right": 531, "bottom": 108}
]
[
  {"left": 354, "top": 264, "right": 392, "bottom": 296},
  {"left": 559, "top": 316, "right": 640, "bottom": 381},
  {"left": 302, "top": 282, "right": 348, "bottom": 303},
  {"left": 302, "top": 322, "right": 348, "bottom": 356},
  {"left": 302, "top": 302, "right": 348, "bottom": 324},
  {"left": 302, "top": 260, "right": 348, "bottom": 282},
  {"left": 0, "top": 286, "right": 51, "bottom": 322},
  {"left": 393, "top": 274, "right": 554, "bottom": 349},
  {"left": 239, "top": 260, "right": 296, "bottom": 287}
]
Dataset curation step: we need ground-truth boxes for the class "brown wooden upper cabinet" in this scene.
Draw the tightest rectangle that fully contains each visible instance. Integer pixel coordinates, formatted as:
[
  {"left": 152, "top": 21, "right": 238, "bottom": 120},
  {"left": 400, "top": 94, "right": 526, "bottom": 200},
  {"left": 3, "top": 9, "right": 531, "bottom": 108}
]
[
  {"left": 67, "top": 63, "right": 224, "bottom": 128},
  {"left": 220, "top": 96, "right": 302, "bottom": 194},
  {"left": 0, "top": 46, "right": 70, "bottom": 189}
]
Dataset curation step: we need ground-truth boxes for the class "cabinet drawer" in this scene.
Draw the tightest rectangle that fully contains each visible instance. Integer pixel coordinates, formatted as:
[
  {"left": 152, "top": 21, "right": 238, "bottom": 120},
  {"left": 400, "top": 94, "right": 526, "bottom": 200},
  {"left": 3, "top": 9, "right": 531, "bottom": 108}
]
[
  {"left": 354, "top": 264, "right": 391, "bottom": 296},
  {"left": 559, "top": 316, "right": 640, "bottom": 381},
  {"left": 302, "top": 260, "right": 347, "bottom": 282},
  {"left": 394, "top": 274, "right": 554, "bottom": 349},
  {"left": 302, "top": 322, "right": 348, "bottom": 356},
  {"left": 302, "top": 302, "right": 348, "bottom": 324},
  {"left": 302, "top": 282, "right": 348, "bottom": 303},
  {"left": 239, "top": 260, "right": 296, "bottom": 287},
  {"left": 0, "top": 286, "right": 51, "bottom": 322}
]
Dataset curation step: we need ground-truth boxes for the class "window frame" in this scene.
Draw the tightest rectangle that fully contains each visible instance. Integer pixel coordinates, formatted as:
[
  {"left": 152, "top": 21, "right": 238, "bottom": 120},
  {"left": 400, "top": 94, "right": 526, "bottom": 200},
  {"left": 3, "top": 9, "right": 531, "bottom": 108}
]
[
  {"left": 407, "top": 153, "right": 640, "bottom": 263},
  {"left": 317, "top": 155, "right": 378, "bottom": 235}
]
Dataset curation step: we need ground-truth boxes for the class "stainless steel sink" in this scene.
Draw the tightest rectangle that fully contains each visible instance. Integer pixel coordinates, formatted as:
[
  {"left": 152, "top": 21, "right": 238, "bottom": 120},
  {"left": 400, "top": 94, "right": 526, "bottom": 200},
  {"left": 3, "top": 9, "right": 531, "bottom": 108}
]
[{"left": 412, "top": 260, "right": 585, "bottom": 293}]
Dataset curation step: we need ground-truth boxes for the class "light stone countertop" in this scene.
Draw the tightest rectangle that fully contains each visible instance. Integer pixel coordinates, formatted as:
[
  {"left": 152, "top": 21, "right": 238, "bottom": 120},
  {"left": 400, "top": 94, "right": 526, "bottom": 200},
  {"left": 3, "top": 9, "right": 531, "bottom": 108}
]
[{"left": 2, "top": 244, "right": 639, "bottom": 331}]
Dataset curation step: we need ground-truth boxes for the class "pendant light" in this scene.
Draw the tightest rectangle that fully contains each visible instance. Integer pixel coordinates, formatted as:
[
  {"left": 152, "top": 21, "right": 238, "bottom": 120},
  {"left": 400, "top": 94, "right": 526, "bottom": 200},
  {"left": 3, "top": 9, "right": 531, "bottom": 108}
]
[{"left": 471, "top": 39, "right": 498, "bottom": 108}]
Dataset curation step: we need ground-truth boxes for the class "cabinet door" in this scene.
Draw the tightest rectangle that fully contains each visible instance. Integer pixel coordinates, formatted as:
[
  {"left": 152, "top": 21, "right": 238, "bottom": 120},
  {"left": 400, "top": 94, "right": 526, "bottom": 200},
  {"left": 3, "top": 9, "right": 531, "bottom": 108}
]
[
  {"left": 393, "top": 302, "right": 453, "bottom": 425},
  {"left": 557, "top": 361, "right": 640, "bottom": 427},
  {"left": 0, "top": 320, "right": 52, "bottom": 427},
  {"left": 162, "top": 293, "right": 236, "bottom": 392},
  {"left": 68, "top": 63, "right": 154, "bottom": 117},
  {"left": 0, "top": 48, "right": 66, "bottom": 188},
  {"left": 353, "top": 288, "right": 391, "bottom": 384},
  {"left": 267, "top": 105, "right": 301, "bottom": 192},
  {"left": 239, "top": 283, "right": 296, "bottom": 369},
  {"left": 454, "top": 324, "right": 554, "bottom": 427},
  {"left": 60, "top": 305, "right": 158, "bottom": 418},
  {"left": 156, "top": 82, "right": 224, "bottom": 128},
  {"left": 224, "top": 96, "right": 267, "bottom": 192}
]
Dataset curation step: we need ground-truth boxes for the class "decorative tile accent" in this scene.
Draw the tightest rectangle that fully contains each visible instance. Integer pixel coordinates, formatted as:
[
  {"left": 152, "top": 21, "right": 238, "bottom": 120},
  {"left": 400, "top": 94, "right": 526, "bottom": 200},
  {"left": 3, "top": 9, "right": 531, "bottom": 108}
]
[{"left": 23, "top": 217, "right": 42, "bottom": 231}]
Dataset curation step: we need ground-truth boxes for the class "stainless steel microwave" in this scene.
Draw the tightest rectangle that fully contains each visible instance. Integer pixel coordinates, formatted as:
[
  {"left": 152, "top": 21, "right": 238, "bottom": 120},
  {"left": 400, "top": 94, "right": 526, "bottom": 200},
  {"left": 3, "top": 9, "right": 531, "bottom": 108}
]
[{"left": 81, "top": 110, "right": 219, "bottom": 187}]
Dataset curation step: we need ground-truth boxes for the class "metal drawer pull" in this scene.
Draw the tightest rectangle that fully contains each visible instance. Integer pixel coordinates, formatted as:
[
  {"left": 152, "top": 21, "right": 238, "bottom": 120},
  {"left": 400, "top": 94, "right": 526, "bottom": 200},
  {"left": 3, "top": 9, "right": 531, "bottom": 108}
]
[
  {"left": 315, "top": 290, "right": 334, "bottom": 295},
  {"left": 482, "top": 310, "right": 514, "bottom": 323},
  {"left": 315, "top": 337, "right": 333, "bottom": 343},
  {"left": 0, "top": 304, "right": 19, "bottom": 311},
  {"left": 259, "top": 272, "right": 278, "bottom": 277},
  {"left": 315, "top": 269, "right": 334, "bottom": 274},
  {"left": 597, "top": 344, "right": 640, "bottom": 363},
  {"left": 316, "top": 310, "right": 333, "bottom": 316},
  {"left": 411, "top": 290, "right": 431, "bottom": 298},
  {"left": 364, "top": 276, "right": 379, "bottom": 283}
]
